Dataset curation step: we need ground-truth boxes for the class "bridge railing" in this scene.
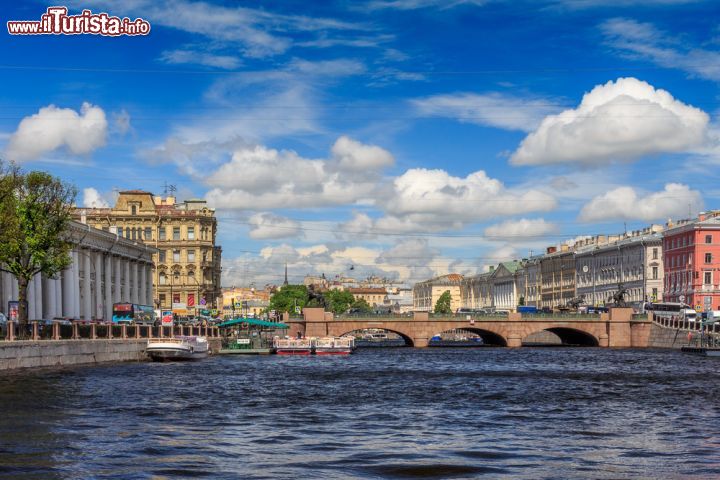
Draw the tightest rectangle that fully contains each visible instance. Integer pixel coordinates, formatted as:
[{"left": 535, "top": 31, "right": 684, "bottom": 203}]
[
  {"left": 0, "top": 321, "right": 222, "bottom": 342},
  {"left": 520, "top": 313, "right": 601, "bottom": 320}
]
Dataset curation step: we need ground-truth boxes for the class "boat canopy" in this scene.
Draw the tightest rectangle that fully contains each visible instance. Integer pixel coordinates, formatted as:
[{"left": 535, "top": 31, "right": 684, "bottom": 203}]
[{"left": 217, "top": 317, "right": 289, "bottom": 329}]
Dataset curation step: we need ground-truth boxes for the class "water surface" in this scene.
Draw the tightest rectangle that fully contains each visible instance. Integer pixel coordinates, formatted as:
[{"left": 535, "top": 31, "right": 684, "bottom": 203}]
[{"left": 1, "top": 348, "right": 719, "bottom": 479}]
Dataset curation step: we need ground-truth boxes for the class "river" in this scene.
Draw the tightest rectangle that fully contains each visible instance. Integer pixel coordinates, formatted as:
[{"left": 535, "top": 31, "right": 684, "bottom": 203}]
[{"left": 1, "top": 348, "right": 719, "bottom": 479}]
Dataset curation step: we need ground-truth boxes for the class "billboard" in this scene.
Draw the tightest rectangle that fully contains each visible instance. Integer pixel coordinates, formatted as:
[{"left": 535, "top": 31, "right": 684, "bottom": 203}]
[{"left": 161, "top": 310, "right": 173, "bottom": 327}]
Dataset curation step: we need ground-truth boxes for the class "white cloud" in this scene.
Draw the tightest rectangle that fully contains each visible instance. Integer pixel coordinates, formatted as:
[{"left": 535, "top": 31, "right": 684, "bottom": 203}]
[
  {"left": 248, "top": 213, "right": 303, "bottom": 239},
  {"left": 73, "top": 0, "right": 366, "bottom": 59},
  {"left": 160, "top": 49, "right": 242, "bottom": 69},
  {"left": 601, "top": 18, "right": 720, "bottom": 82},
  {"left": 330, "top": 135, "right": 394, "bottom": 172},
  {"left": 6, "top": 102, "right": 107, "bottom": 162},
  {"left": 377, "top": 168, "right": 557, "bottom": 231},
  {"left": 484, "top": 218, "right": 558, "bottom": 239},
  {"left": 337, "top": 213, "right": 377, "bottom": 240},
  {"left": 82, "top": 188, "right": 110, "bottom": 208},
  {"left": 205, "top": 137, "right": 392, "bottom": 210},
  {"left": 510, "top": 77, "right": 709, "bottom": 166},
  {"left": 412, "top": 92, "right": 559, "bottom": 132},
  {"left": 578, "top": 183, "right": 703, "bottom": 222}
]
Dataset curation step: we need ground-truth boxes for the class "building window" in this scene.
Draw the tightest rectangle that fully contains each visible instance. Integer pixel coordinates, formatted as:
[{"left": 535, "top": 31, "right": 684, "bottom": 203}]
[
  {"left": 705, "top": 271, "right": 712, "bottom": 285},
  {"left": 173, "top": 249, "right": 180, "bottom": 262},
  {"left": 188, "top": 227, "right": 195, "bottom": 240},
  {"left": 118, "top": 227, "right": 123, "bottom": 238},
  {"left": 159, "top": 294, "right": 166, "bottom": 306},
  {"left": 188, "top": 250, "right": 195, "bottom": 262},
  {"left": 652, "top": 248, "right": 658, "bottom": 260},
  {"left": 131, "top": 205, "right": 137, "bottom": 215},
  {"left": 159, "top": 227, "right": 166, "bottom": 241},
  {"left": 159, "top": 250, "right": 166, "bottom": 262},
  {"left": 131, "top": 228, "right": 137, "bottom": 240},
  {"left": 651, "top": 288, "right": 658, "bottom": 301},
  {"left": 173, "top": 227, "right": 181, "bottom": 240},
  {"left": 652, "top": 267, "right": 658, "bottom": 280},
  {"left": 706, "top": 235, "right": 713, "bottom": 244},
  {"left": 144, "top": 227, "right": 152, "bottom": 240},
  {"left": 706, "top": 253, "right": 712, "bottom": 264},
  {"left": 159, "top": 273, "right": 166, "bottom": 285},
  {"left": 173, "top": 293, "right": 180, "bottom": 304}
]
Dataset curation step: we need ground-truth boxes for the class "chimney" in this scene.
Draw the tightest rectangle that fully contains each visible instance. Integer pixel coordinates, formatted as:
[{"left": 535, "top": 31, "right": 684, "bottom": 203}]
[{"left": 699, "top": 211, "right": 707, "bottom": 221}]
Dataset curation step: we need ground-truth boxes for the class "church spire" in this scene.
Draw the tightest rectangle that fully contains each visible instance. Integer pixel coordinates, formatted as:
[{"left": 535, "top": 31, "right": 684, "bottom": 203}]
[{"left": 283, "top": 261, "right": 288, "bottom": 286}]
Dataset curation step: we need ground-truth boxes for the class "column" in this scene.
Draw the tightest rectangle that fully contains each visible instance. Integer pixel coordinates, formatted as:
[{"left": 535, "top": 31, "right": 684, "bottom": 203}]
[
  {"left": 55, "top": 277, "right": 62, "bottom": 319},
  {"left": 139, "top": 263, "right": 146, "bottom": 306},
  {"left": 44, "top": 276, "right": 56, "bottom": 319},
  {"left": 62, "top": 264, "right": 73, "bottom": 318},
  {"left": 146, "top": 265, "right": 153, "bottom": 306},
  {"left": 104, "top": 254, "right": 113, "bottom": 322},
  {"left": 124, "top": 259, "right": 130, "bottom": 303},
  {"left": 82, "top": 251, "right": 92, "bottom": 320},
  {"left": 113, "top": 256, "right": 121, "bottom": 304},
  {"left": 95, "top": 252, "right": 103, "bottom": 320},
  {"left": 1, "top": 272, "right": 11, "bottom": 313},
  {"left": 71, "top": 250, "right": 80, "bottom": 319},
  {"left": 131, "top": 262, "right": 139, "bottom": 304},
  {"left": 27, "top": 274, "right": 36, "bottom": 320},
  {"left": 34, "top": 274, "right": 42, "bottom": 319}
]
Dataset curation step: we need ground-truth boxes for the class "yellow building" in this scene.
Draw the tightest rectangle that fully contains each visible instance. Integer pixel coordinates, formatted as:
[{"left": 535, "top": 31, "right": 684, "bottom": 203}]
[
  {"left": 74, "top": 191, "right": 222, "bottom": 313},
  {"left": 412, "top": 274, "right": 464, "bottom": 313},
  {"left": 348, "top": 287, "right": 389, "bottom": 308},
  {"left": 221, "top": 287, "right": 270, "bottom": 318}
]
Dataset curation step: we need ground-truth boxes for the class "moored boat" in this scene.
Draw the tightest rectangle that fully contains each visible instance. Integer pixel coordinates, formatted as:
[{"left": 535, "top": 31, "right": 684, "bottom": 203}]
[
  {"left": 314, "top": 336, "right": 355, "bottom": 355},
  {"left": 147, "top": 336, "right": 209, "bottom": 361},
  {"left": 273, "top": 337, "right": 313, "bottom": 355}
]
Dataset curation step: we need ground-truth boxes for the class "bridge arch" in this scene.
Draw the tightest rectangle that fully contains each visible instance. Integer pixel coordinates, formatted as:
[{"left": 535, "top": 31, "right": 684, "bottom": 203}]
[
  {"left": 432, "top": 327, "right": 507, "bottom": 347},
  {"left": 523, "top": 327, "right": 599, "bottom": 347},
  {"left": 339, "top": 328, "right": 414, "bottom": 347}
]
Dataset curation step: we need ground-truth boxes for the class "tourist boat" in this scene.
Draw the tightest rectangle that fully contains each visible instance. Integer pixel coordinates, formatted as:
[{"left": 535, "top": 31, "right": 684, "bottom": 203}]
[
  {"left": 314, "top": 336, "right": 355, "bottom": 355},
  {"left": 146, "top": 336, "right": 209, "bottom": 361},
  {"left": 273, "top": 337, "right": 313, "bottom": 355}
]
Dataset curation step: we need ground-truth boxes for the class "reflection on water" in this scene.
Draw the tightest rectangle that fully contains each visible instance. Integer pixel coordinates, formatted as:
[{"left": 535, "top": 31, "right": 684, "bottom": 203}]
[{"left": 1, "top": 348, "right": 720, "bottom": 479}]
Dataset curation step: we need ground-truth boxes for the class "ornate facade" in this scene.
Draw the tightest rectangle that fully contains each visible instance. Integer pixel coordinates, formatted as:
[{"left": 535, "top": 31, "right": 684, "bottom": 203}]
[
  {"left": 0, "top": 221, "right": 156, "bottom": 321},
  {"left": 74, "top": 191, "right": 222, "bottom": 312}
]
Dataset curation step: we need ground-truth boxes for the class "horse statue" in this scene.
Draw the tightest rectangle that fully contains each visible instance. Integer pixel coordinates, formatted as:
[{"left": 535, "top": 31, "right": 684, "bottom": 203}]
[
  {"left": 307, "top": 285, "right": 329, "bottom": 310},
  {"left": 566, "top": 295, "right": 585, "bottom": 310},
  {"left": 608, "top": 283, "right": 628, "bottom": 307}
]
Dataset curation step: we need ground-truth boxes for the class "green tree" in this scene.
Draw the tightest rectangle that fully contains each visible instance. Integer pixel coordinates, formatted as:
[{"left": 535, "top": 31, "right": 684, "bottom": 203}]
[
  {"left": 518, "top": 296, "right": 525, "bottom": 306},
  {"left": 324, "top": 289, "right": 355, "bottom": 314},
  {"left": 268, "top": 284, "right": 308, "bottom": 314},
  {"left": 0, "top": 170, "right": 76, "bottom": 332},
  {"left": 434, "top": 290, "right": 452, "bottom": 314},
  {"left": 350, "top": 298, "right": 373, "bottom": 314}
]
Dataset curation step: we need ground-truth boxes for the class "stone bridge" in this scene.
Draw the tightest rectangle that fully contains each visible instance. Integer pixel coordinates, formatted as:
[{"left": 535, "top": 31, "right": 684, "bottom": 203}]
[{"left": 287, "top": 308, "right": 651, "bottom": 348}]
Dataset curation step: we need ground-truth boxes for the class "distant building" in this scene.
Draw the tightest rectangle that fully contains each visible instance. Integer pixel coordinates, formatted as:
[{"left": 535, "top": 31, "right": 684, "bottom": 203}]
[
  {"left": 539, "top": 245, "right": 575, "bottom": 309},
  {"left": 75, "top": 191, "right": 222, "bottom": 313},
  {"left": 348, "top": 287, "right": 389, "bottom": 308},
  {"left": 413, "top": 274, "right": 464, "bottom": 312},
  {"left": 221, "top": 287, "right": 271, "bottom": 318},
  {"left": 491, "top": 261, "right": 522, "bottom": 311},
  {"left": 387, "top": 288, "right": 414, "bottom": 314},
  {"left": 575, "top": 226, "right": 664, "bottom": 308},
  {"left": 662, "top": 212, "right": 720, "bottom": 310}
]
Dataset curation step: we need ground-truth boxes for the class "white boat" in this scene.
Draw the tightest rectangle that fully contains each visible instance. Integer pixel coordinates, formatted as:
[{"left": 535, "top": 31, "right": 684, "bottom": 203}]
[
  {"left": 147, "top": 336, "right": 209, "bottom": 361},
  {"left": 273, "top": 337, "right": 313, "bottom": 355},
  {"left": 314, "top": 336, "right": 355, "bottom": 355}
]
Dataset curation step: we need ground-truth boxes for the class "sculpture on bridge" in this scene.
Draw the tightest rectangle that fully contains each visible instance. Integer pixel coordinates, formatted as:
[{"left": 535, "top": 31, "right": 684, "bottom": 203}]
[
  {"left": 608, "top": 283, "right": 628, "bottom": 307},
  {"left": 307, "top": 285, "right": 329, "bottom": 310},
  {"left": 566, "top": 295, "right": 585, "bottom": 310}
]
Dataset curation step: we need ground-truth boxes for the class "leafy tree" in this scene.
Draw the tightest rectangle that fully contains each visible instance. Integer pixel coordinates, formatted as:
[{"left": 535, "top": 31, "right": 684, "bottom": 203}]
[
  {"left": 434, "top": 290, "right": 452, "bottom": 314},
  {"left": 0, "top": 170, "right": 76, "bottom": 332},
  {"left": 350, "top": 298, "right": 373, "bottom": 314},
  {"left": 268, "top": 284, "right": 308, "bottom": 314},
  {"left": 324, "top": 289, "right": 355, "bottom": 314},
  {"left": 518, "top": 296, "right": 525, "bottom": 306}
]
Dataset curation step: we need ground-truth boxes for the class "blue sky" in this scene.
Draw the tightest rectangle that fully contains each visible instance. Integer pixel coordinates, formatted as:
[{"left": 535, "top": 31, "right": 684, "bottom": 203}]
[{"left": 2, "top": 0, "right": 720, "bottom": 286}]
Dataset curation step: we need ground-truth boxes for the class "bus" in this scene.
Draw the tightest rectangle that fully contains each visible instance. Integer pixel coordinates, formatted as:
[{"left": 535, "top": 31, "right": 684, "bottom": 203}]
[
  {"left": 647, "top": 302, "right": 697, "bottom": 323},
  {"left": 112, "top": 303, "right": 156, "bottom": 325}
]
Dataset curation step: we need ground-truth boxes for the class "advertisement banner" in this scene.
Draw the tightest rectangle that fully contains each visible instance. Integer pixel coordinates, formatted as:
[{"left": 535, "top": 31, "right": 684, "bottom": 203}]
[
  {"left": 8, "top": 301, "right": 18, "bottom": 322},
  {"left": 161, "top": 310, "right": 173, "bottom": 327},
  {"left": 187, "top": 294, "right": 195, "bottom": 307}
]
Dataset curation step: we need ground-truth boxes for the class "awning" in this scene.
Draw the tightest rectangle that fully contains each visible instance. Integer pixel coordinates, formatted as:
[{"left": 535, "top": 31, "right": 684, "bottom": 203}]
[{"left": 217, "top": 318, "right": 289, "bottom": 329}]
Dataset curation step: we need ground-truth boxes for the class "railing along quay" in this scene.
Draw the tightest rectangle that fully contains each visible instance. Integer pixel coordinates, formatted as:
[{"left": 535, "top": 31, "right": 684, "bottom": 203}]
[{"left": 0, "top": 321, "right": 221, "bottom": 342}]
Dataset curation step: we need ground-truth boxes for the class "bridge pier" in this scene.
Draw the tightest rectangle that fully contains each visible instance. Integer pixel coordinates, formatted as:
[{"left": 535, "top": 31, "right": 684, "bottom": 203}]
[
  {"left": 506, "top": 334, "right": 522, "bottom": 348},
  {"left": 414, "top": 337, "right": 428, "bottom": 348}
]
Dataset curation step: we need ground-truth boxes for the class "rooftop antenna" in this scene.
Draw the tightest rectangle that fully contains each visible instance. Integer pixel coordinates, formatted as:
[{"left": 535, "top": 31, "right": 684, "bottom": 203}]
[{"left": 162, "top": 181, "right": 177, "bottom": 197}]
